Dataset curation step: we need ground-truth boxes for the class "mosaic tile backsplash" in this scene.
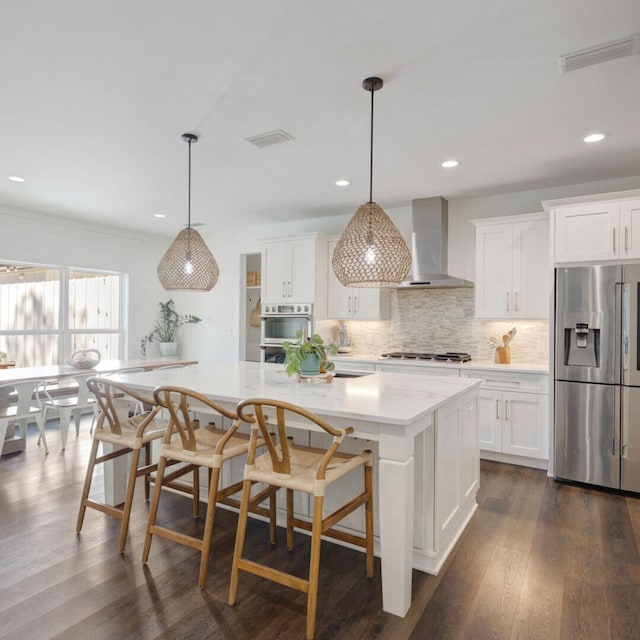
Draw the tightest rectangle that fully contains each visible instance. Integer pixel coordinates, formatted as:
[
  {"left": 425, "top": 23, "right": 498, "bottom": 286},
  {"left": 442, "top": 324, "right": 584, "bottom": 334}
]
[{"left": 319, "top": 288, "right": 549, "bottom": 365}]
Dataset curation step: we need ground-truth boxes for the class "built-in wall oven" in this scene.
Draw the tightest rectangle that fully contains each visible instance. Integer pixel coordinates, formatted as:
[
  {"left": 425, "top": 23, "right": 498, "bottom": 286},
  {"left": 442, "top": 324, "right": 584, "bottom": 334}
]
[{"left": 260, "top": 303, "right": 313, "bottom": 363}]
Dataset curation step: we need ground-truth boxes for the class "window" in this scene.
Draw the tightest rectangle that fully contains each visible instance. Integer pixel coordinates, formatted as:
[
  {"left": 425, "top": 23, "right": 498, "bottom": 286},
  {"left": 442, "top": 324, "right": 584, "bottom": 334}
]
[{"left": 0, "top": 263, "right": 125, "bottom": 366}]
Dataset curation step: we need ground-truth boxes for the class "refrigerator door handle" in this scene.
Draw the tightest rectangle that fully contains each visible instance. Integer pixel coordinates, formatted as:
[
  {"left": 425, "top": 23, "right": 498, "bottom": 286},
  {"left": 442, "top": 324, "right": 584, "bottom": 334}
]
[
  {"left": 614, "top": 386, "right": 621, "bottom": 457},
  {"left": 622, "top": 263, "right": 640, "bottom": 386},
  {"left": 622, "top": 281, "right": 630, "bottom": 376}
]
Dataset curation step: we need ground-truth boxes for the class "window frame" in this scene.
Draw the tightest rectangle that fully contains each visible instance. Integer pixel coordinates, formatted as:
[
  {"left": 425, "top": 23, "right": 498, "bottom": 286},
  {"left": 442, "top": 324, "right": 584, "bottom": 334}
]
[{"left": 0, "top": 262, "right": 127, "bottom": 366}]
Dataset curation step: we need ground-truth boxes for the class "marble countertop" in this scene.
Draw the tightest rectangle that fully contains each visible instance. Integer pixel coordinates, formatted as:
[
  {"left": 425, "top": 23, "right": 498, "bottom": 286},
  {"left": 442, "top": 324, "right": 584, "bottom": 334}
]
[
  {"left": 113, "top": 361, "right": 482, "bottom": 427},
  {"left": 332, "top": 354, "right": 549, "bottom": 375}
]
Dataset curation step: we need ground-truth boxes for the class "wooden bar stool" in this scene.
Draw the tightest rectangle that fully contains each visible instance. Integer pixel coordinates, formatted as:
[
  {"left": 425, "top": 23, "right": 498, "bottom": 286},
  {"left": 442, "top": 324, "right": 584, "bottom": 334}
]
[
  {"left": 228, "top": 398, "right": 374, "bottom": 640},
  {"left": 76, "top": 377, "right": 178, "bottom": 552},
  {"left": 143, "top": 386, "right": 276, "bottom": 589}
]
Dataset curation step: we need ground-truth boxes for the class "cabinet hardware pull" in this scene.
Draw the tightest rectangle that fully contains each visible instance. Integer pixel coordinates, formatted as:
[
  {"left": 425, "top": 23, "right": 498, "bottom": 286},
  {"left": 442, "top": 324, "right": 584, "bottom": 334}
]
[
  {"left": 486, "top": 379, "right": 520, "bottom": 385},
  {"left": 625, "top": 226, "right": 629, "bottom": 253},
  {"left": 354, "top": 296, "right": 358, "bottom": 313},
  {"left": 282, "top": 281, "right": 286, "bottom": 298},
  {"left": 613, "top": 228, "right": 616, "bottom": 253},
  {"left": 515, "top": 291, "right": 519, "bottom": 312},
  {"left": 506, "top": 292, "right": 510, "bottom": 312},
  {"left": 347, "top": 296, "right": 352, "bottom": 313},
  {"left": 505, "top": 400, "right": 509, "bottom": 421},
  {"left": 496, "top": 399, "right": 501, "bottom": 420}
]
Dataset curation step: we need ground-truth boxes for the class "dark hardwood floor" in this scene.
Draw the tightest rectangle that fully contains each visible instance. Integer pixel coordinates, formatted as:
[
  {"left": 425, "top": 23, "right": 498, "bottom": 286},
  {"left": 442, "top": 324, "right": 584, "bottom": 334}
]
[{"left": 1, "top": 421, "right": 640, "bottom": 639}]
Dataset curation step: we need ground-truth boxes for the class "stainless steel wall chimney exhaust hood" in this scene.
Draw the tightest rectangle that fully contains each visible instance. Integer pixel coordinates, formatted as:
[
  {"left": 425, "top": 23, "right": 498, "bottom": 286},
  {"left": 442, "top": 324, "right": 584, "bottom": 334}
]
[{"left": 396, "top": 197, "right": 473, "bottom": 289}]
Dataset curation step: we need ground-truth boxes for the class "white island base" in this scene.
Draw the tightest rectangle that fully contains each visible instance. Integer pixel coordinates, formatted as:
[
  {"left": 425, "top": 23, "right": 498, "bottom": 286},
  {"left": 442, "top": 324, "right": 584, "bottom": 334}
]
[{"left": 112, "top": 363, "right": 481, "bottom": 618}]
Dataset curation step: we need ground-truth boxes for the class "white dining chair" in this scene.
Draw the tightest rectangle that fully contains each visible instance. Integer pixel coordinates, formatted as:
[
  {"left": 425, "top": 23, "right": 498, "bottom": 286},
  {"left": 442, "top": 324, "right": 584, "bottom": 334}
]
[
  {"left": 38, "top": 376, "right": 100, "bottom": 450},
  {"left": 0, "top": 381, "right": 47, "bottom": 456}
]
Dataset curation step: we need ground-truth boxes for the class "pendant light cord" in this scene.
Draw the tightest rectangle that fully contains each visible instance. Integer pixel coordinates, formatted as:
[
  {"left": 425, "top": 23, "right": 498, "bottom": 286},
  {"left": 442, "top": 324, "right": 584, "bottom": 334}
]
[
  {"left": 187, "top": 137, "right": 192, "bottom": 230},
  {"left": 368, "top": 84, "right": 374, "bottom": 204}
]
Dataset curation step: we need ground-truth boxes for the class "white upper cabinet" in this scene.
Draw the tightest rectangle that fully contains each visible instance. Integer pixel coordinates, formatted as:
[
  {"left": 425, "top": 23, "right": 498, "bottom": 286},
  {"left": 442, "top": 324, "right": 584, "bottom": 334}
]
[
  {"left": 262, "top": 234, "right": 328, "bottom": 313},
  {"left": 326, "top": 239, "right": 390, "bottom": 320},
  {"left": 473, "top": 213, "right": 549, "bottom": 319},
  {"left": 547, "top": 192, "right": 640, "bottom": 264}
]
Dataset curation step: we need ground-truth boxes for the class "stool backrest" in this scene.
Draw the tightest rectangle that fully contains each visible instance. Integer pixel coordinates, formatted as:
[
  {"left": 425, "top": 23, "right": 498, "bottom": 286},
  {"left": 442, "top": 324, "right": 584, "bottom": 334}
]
[
  {"left": 87, "top": 377, "right": 158, "bottom": 436},
  {"left": 236, "top": 398, "right": 351, "bottom": 477},
  {"left": 153, "top": 386, "right": 239, "bottom": 452}
]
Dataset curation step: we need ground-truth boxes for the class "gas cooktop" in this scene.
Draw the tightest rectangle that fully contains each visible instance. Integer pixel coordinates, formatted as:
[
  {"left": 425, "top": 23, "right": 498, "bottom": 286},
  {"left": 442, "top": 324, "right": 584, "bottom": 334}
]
[{"left": 381, "top": 351, "right": 472, "bottom": 363}]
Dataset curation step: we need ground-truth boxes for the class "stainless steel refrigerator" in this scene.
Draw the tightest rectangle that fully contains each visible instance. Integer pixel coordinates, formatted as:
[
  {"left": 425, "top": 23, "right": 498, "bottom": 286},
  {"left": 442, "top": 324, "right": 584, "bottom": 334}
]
[{"left": 555, "top": 264, "right": 640, "bottom": 492}]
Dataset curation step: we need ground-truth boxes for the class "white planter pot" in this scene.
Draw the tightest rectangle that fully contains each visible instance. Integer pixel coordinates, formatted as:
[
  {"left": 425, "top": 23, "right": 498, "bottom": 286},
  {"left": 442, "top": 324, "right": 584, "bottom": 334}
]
[{"left": 159, "top": 341, "right": 177, "bottom": 356}]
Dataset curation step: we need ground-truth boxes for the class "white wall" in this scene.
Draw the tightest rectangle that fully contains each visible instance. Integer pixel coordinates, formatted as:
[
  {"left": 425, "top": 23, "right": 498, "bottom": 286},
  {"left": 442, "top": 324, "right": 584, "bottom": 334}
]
[
  {"left": 0, "top": 203, "right": 172, "bottom": 360},
  {"left": 448, "top": 175, "right": 640, "bottom": 282},
  {"left": 4, "top": 173, "right": 640, "bottom": 366}
]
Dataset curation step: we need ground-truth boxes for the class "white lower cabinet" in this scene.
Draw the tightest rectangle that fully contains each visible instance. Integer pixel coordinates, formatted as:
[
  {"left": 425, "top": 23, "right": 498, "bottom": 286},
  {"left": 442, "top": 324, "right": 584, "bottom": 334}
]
[
  {"left": 433, "top": 391, "right": 479, "bottom": 550},
  {"left": 462, "top": 370, "right": 549, "bottom": 468}
]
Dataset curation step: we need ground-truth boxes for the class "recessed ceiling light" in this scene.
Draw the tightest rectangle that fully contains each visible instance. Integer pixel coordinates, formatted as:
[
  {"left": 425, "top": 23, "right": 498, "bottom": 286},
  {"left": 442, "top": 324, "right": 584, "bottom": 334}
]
[
  {"left": 583, "top": 133, "right": 607, "bottom": 143},
  {"left": 154, "top": 213, "right": 166, "bottom": 219},
  {"left": 441, "top": 160, "right": 459, "bottom": 168},
  {"left": 8, "top": 176, "right": 25, "bottom": 182},
  {"left": 335, "top": 179, "right": 350, "bottom": 187}
]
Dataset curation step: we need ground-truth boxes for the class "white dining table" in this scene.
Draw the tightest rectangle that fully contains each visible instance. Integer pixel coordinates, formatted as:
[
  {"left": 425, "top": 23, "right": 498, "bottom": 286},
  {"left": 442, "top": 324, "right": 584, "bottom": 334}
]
[
  {"left": 111, "top": 360, "right": 481, "bottom": 618},
  {"left": 0, "top": 358, "right": 197, "bottom": 455}
]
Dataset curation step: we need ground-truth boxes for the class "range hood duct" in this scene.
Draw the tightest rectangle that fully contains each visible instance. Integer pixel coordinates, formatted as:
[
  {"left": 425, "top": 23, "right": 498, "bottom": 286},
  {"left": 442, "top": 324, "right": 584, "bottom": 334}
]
[{"left": 396, "top": 196, "right": 473, "bottom": 289}]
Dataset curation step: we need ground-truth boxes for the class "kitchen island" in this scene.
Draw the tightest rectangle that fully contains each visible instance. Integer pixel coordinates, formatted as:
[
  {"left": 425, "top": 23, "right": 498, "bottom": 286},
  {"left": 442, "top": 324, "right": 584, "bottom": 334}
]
[{"left": 112, "top": 361, "right": 481, "bottom": 618}]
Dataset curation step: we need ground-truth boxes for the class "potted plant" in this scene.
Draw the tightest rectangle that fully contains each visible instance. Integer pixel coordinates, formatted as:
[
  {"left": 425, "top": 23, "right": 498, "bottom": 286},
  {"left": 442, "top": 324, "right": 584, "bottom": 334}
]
[
  {"left": 144, "top": 300, "right": 202, "bottom": 356},
  {"left": 282, "top": 331, "right": 337, "bottom": 377}
]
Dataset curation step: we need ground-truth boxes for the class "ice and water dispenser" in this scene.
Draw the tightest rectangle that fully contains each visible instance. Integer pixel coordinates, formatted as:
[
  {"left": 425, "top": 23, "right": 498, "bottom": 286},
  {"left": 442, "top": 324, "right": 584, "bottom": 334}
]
[{"left": 560, "top": 313, "right": 601, "bottom": 368}]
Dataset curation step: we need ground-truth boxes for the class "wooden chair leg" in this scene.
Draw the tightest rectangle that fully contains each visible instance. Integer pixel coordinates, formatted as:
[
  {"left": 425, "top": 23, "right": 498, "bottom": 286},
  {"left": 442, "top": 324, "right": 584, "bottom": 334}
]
[
  {"left": 198, "top": 466, "right": 221, "bottom": 589},
  {"left": 118, "top": 448, "right": 141, "bottom": 553},
  {"left": 193, "top": 466, "right": 200, "bottom": 518},
  {"left": 76, "top": 438, "right": 100, "bottom": 532},
  {"left": 286, "top": 488, "right": 294, "bottom": 550},
  {"left": 364, "top": 464, "right": 374, "bottom": 577},
  {"left": 143, "top": 441, "right": 152, "bottom": 501},
  {"left": 269, "top": 490, "right": 277, "bottom": 544},
  {"left": 306, "top": 495, "right": 324, "bottom": 640},
  {"left": 142, "top": 456, "right": 168, "bottom": 563},
  {"left": 228, "top": 479, "right": 253, "bottom": 606}
]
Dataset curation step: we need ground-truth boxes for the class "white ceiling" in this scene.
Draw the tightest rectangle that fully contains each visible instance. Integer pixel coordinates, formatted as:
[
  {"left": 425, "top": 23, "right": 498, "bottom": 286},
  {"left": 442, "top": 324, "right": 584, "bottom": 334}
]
[{"left": 1, "top": 1, "right": 640, "bottom": 236}]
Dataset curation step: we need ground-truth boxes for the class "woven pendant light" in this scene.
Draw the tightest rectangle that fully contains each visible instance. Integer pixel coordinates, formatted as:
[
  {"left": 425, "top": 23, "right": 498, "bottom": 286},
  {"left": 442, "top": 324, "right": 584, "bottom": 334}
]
[
  {"left": 332, "top": 77, "right": 411, "bottom": 288},
  {"left": 157, "top": 133, "right": 219, "bottom": 291}
]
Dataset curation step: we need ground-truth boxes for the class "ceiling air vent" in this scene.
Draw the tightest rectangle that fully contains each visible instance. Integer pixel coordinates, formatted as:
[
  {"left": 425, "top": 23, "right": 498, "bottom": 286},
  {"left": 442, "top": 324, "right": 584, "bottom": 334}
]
[
  {"left": 245, "top": 129, "right": 295, "bottom": 148},
  {"left": 559, "top": 33, "right": 640, "bottom": 73}
]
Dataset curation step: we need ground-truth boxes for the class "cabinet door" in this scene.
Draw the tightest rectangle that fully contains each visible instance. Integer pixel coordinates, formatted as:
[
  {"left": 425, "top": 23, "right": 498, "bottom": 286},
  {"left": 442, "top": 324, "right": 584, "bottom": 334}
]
[
  {"left": 461, "top": 392, "right": 480, "bottom": 501},
  {"left": 327, "top": 240, "right": 390, "bottom": 320},
  {"left": 512, "top": 219, "right": 549, "bottom": 319},
  {"left": 434, "top": 398, "right": 462, "bottom": 550},
  {"left": 290, "top": 240, "right": 316, "bottom": 301},
  {"left": 475, "top": 223, "right": 512, "bottom": 318},
  {"left": 477, "top": 388, "right": 502, "bottom": 452},
  {"left": 263, "top": 243, "right": 292, "bottom": 301},
  {"left": 352, "top": 288, "right": 391, "bottom": 320},
  {"left": 554, "top": 203, "right": 619, "bottom": 263},
  {"left": 620, "top": 200, "right": 640, "bottom": 259},
  {"left": 501, "top": 391, "right": 548, "bottom": 459},
  {"left": 327, "top": 240, "right": 353, "bottom": 318}
]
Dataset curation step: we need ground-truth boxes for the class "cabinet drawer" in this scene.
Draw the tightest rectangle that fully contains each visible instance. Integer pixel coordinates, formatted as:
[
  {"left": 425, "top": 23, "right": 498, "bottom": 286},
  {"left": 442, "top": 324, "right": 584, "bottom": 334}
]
[
  {"left": 462, "top": 369, "right": 548, "bottom": 393},
  {"left": 376, "top": 363, "right": 460, "bottom": 377}
]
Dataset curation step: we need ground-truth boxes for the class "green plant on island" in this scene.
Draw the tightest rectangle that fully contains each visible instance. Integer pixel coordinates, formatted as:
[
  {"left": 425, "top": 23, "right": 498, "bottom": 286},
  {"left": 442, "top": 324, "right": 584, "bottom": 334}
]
[
  {"left": 143, "top": 300, "right": 201, "bottom": 352},
  {"left": 282, "top": 330, "right": 337, "bottom": 377}
]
